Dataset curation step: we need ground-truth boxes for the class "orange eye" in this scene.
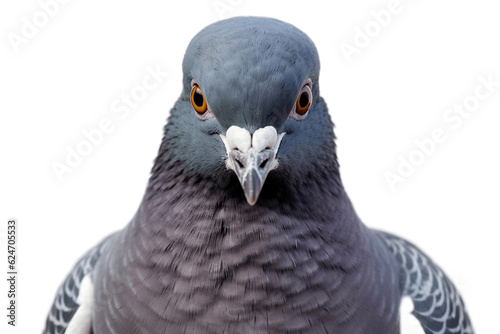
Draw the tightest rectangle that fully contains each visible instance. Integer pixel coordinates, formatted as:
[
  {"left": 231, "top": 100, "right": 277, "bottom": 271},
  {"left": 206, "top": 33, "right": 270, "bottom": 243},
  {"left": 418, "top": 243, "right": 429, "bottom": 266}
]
[
  {"left": 296, "top": 87, "right": 311, "bottom": 115},
  {"left": 190, "top": 85, "right": 207, "bottom": 114}
]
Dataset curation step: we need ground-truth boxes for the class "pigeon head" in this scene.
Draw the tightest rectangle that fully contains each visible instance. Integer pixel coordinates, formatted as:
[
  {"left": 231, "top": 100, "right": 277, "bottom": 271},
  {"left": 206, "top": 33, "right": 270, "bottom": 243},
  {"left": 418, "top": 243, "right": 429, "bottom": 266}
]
[{"left": 155, "top": 17, "right": 338, "bottom": 206}]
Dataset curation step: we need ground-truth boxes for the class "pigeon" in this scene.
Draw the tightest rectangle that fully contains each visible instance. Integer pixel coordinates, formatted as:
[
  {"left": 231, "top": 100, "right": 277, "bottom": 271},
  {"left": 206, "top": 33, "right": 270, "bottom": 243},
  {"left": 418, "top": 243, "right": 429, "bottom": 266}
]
[{"left": 44, "top": 17, "right": 474, "bottom": 334}]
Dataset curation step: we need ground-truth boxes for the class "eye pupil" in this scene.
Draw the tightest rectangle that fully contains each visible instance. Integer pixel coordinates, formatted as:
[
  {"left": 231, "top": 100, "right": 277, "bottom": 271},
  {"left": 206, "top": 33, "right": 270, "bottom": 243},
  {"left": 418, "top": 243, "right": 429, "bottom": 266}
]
[
  {"left": 193, "top": 90, "right": 204, "bottom": 107},
  {"left": 299, "top": 92, "right": 309, "bottom": 108}
]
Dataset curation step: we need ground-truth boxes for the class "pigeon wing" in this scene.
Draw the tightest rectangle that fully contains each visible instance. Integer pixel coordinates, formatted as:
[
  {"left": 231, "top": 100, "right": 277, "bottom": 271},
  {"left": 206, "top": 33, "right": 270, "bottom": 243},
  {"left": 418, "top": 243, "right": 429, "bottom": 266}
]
[
  {"left": 377, "top": 231, "right": 473, "bottom": 334},
  {"left": 43, "top": 234, "right": 115, "bottom": 334}
]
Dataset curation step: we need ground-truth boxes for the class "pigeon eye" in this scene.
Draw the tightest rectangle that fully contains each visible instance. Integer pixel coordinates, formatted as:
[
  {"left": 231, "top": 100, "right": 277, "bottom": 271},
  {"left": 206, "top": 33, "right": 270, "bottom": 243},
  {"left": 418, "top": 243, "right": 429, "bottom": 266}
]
[
  {"left": 190, "top": 84, "right": 207, "bottom": 114},
  {"left": 289, "top": 79, "right": 313, "bottom": 120},
  {"left": 296, "top": 89, "right": 311, "bottom": 115}
]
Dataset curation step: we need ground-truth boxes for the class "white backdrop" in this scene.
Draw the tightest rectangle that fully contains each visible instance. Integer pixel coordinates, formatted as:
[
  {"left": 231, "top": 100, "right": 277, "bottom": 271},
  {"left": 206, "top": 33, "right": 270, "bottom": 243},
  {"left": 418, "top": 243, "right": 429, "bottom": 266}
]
[{"left": 1, "top": 0, "right": 499, "bottom": 333}]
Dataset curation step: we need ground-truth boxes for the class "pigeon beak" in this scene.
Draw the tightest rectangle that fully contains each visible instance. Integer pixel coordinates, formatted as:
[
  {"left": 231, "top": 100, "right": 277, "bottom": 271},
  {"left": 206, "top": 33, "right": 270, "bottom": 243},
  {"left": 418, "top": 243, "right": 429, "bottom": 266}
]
[
  {"left": 229, "top": 148, "right": 275, "bottom": 205},
  {"left": 220, "top": 126, "right": 285, "bottom": 206}
]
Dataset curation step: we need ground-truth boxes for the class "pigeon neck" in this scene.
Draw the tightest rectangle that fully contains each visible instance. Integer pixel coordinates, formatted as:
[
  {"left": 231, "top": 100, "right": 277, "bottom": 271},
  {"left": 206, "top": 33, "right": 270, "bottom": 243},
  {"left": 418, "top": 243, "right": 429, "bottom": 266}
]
[
  {"left": 137, "top": 145, "right": 360, "bottom": 253},
  {"left": 143, "top": 134, "right": 349, "bottom": 219},
  {"left": 111, "top": 149, "right": 368, "bottom": 331}
]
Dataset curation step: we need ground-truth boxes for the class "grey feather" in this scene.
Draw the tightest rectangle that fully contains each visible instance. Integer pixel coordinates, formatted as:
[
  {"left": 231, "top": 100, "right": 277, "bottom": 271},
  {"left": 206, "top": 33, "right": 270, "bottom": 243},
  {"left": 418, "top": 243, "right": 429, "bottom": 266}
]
[
  {"left": 378, "top": 231, "right": 473, "bottom": 334},
  {"left": 43, "top": 235, "right": 115, "bottom": 334}
]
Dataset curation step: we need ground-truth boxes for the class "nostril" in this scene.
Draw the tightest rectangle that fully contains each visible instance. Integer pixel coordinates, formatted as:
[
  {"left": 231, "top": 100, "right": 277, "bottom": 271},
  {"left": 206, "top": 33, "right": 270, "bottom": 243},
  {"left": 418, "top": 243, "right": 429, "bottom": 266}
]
[
  {"left": 235, "top": 158, "right": 244, "bottom": 169},
  {"left": 259, "top": 159, "right": 269, "bottom": 169}
]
